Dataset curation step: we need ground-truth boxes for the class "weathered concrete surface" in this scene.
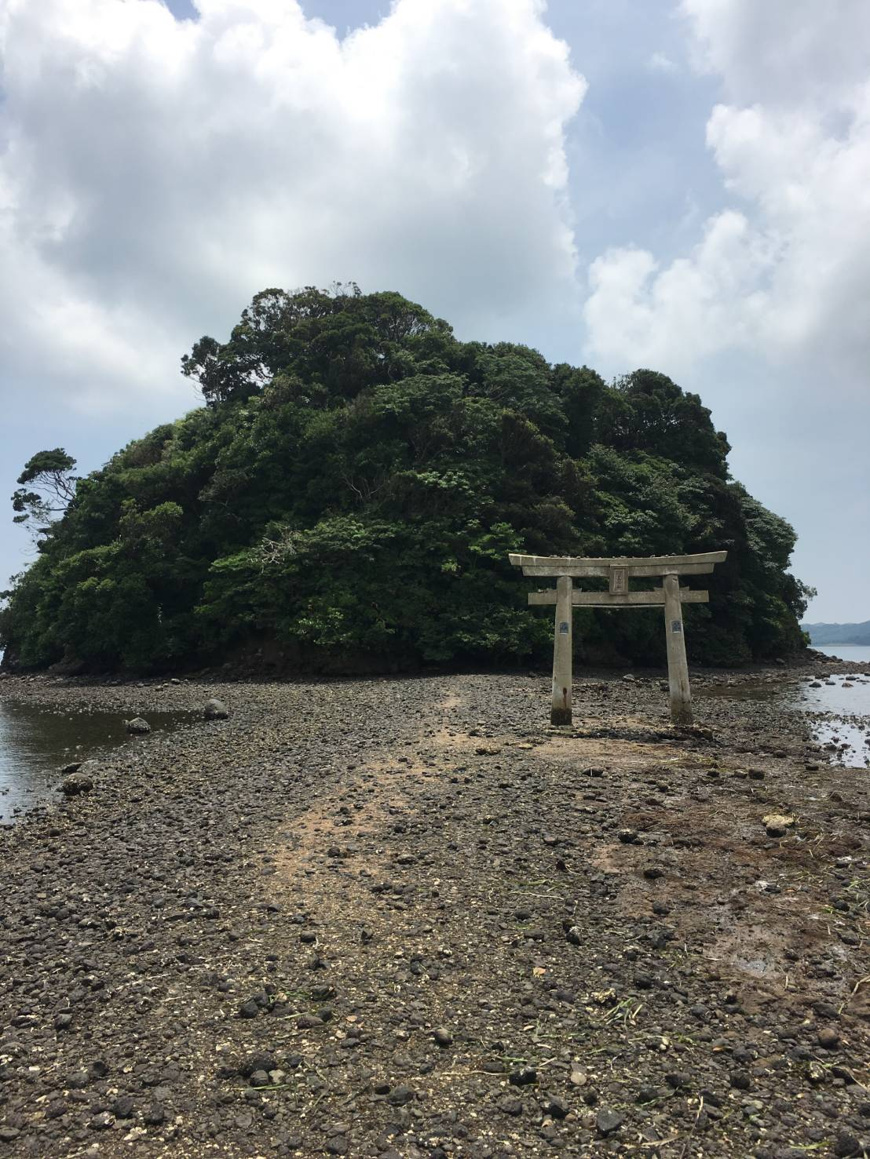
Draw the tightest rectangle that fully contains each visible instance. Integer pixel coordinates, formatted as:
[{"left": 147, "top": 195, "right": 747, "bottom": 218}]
[
  {"left": 551, "top": 575, "right": 573, "bottom": 726},
  {"left": 663, "top": 572, "right": 693, "bottom": 727}
]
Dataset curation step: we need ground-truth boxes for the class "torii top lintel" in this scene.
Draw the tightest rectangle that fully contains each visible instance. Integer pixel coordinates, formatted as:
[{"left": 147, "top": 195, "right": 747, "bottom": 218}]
[{"left": 508, "top": 550, "right": 727, "bottom": 579}]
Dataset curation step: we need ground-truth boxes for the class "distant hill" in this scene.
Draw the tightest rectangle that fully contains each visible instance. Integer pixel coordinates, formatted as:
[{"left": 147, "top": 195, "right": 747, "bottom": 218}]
[{"left": 803, "top": 620, "right": 870, "bottom": 646}]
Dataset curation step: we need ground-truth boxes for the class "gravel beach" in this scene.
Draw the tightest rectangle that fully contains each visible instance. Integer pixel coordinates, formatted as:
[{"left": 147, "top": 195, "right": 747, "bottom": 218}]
[{"left": 0, "top": 666, "right": 868, "bottom": 1158}]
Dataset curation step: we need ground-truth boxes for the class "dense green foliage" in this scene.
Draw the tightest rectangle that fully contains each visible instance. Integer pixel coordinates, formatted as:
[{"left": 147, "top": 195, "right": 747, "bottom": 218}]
[{"left": 0, "top": 286, "right": 811, "bottom": 672}]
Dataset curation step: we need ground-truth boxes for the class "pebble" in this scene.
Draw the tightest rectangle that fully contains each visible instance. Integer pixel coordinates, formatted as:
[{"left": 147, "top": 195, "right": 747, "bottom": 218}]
[
  {"left": 386, "top": 1086, "right": 414, "bottom": 1106},
  {"left": 498, "top": 1098, "right": 524, "bottom": 1117},
  {"left": 665, "top": 1072, "right": 691, "bottom": 1090},
  {"left": 763, "top": 814, "right": 795, "bottom": 838},
  {"left": 618, "top": 829, "right": 640, "bottom": 844},
  {"left": 546, "top": 1096, "right": 569, "bottom": 1120},
  {"left": 596, "top": 1109, "right": 625, "bottom": 1136},
  {"left": 296, "top": 1014, "right": 324, "bottom": 1029},
  {"left": 509, "top": 1068, "right": 537, "bottom": 1087},
  {"left": 833, "top": 1133, "right": 863, "bottom": 1157}
]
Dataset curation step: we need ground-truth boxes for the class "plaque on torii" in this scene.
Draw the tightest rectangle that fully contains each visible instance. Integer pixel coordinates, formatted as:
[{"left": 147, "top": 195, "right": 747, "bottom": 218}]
[{"left": 508, "top": 550, "right": 727, "bottom": 728}]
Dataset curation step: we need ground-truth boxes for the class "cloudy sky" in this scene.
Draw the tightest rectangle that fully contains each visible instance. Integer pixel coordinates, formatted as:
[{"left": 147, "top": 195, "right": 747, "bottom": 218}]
[{"left": 0, "top": 0, "right": 867, "bottom": 622}]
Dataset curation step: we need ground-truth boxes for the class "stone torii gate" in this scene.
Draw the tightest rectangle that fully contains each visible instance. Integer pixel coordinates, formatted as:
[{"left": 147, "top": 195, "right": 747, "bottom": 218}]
[{"left": 509, "top": 550, "right": 727, "bottom": 728}]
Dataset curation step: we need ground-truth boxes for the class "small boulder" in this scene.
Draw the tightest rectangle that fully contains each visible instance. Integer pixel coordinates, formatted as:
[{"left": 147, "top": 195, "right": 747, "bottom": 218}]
[
  {"left": 763, "top": 813, "right": 795, "bottom": 838},
  {"left": 61, "top": 774, "right": 94, "bottom": 796},
  {"left": 204, "top": 698, "right": 229, "bottom": 721},
  {"left": 125, "top": 717, "right": 151, "bottom": 735}
]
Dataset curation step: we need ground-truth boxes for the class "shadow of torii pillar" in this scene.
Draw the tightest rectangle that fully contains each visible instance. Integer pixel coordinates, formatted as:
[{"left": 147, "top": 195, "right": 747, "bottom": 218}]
[{"left": 508, "top": 551, "right": 727, "bottom": 728}]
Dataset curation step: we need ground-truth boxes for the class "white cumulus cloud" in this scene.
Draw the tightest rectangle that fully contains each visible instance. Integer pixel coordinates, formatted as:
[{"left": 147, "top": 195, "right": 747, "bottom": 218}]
[
  {"left": 583, "top": 0, "right": 870, "bottom": 389},
  {"left": 0, "top": 0, "right": 585, "bottom": 413}
]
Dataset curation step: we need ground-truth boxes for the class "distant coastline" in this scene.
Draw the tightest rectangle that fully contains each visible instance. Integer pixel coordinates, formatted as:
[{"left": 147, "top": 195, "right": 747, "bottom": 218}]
[{"left": 803, "top": 619, "right": 870, "bottom": 647}]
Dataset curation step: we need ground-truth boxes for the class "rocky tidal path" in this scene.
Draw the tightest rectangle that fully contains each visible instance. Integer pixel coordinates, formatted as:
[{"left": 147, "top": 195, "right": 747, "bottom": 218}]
[{"left": 0, "top": 671, "right": 868, "bottom": 1158}]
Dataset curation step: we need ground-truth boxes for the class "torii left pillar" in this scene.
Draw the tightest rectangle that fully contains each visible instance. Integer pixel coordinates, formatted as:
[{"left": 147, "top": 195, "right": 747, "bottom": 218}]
[
  {"left": 551, "top": 575, "right": 573, "bottom": 725},
  {"left": 663, "top": 573, "right": 693, "bottom": 726}
]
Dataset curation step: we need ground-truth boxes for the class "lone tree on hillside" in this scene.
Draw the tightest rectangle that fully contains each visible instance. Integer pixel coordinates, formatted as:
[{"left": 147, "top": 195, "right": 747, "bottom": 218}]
[{"left": 11, "top": 449, "right": 78, "bottom": 542}]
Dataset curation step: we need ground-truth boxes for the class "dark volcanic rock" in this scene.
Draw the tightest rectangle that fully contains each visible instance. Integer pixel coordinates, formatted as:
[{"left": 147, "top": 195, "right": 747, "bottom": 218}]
[
  {"left": 597, "top": 1109, "right": 625, "bottom": 1135},
  {"left": 509, "top": 1068, "right": 538, "bottom": 1087},
  {"left": 0, "top": 663, "right": 866, "bottom": 1158}
]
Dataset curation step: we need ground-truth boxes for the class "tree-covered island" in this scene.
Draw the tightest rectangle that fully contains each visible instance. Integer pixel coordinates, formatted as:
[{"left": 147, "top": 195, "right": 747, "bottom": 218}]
[{"left": 0, "top": 286, "right": 812, "bottom": 674}]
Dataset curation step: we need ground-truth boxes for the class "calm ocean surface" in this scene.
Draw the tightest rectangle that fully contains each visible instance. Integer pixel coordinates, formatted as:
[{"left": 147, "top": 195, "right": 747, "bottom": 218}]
[{"left": 812, "top": 644, "right": 870, "bottom": 663}]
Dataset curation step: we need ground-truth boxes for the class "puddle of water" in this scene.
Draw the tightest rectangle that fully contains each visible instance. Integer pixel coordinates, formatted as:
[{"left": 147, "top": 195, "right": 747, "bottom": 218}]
[
  {"left": 701, "top": 672, "right": 870, "bottom": 770},
  {"left": 788, "top": 673, "right": 870, "bottom": 769},
  {"left": 794, "top": 675, "right": 870, "bottom": 716},
  {"left": 811, "top": 717, "right": 869, "bottom": 768},
  {"left": 0, "top": 702, "right": 193, "bottom": 826},
  {"left": 733, "top": 956, "right": 776, "bottom": 978}
]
